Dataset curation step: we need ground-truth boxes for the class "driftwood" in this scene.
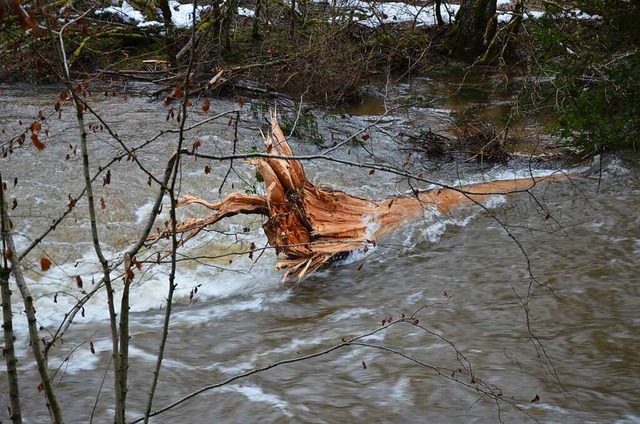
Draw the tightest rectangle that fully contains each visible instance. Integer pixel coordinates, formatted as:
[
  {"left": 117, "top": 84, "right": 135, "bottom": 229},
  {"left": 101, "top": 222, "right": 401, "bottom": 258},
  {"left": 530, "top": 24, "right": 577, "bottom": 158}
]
[{"left": 148, "top": 112, "right": 570, "bottom": 279}]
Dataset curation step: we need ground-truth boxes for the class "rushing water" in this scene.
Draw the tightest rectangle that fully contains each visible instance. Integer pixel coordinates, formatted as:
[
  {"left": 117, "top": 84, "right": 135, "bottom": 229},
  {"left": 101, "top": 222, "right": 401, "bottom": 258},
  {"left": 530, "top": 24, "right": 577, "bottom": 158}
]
[{"left": 1, "top": 82, "right": 639, "bottom": 423}]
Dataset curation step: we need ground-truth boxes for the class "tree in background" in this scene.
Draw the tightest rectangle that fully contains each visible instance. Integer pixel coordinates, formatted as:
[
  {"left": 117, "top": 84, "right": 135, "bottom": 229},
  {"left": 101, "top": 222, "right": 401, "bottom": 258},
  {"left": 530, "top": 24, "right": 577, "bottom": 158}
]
[{"left": 446, "top": 0, "right": 498, "bottom": 59}]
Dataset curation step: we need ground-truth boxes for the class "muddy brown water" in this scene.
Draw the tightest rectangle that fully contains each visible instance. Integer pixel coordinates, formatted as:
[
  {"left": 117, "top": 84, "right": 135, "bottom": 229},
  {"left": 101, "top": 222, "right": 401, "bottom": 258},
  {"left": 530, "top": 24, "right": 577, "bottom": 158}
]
[{"left": 0, "top": 83, "right": 639, "bottom": 423}]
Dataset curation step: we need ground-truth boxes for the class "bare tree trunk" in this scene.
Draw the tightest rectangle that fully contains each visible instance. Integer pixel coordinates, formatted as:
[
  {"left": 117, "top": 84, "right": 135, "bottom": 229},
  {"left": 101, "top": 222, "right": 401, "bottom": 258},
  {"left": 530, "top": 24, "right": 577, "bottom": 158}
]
[
  {"left": 252, "top": 0, "right": 262, "bottom": 39},
  {"left": 72, "top": 93, "right": 127, "bottom": 424},
  {"left": 435, "top": 0, "right": 444, "bottom": 26},
  {"left": 0, "top": 174, "right": 23, "bottom": 424},
  {"left": 144, "top": 6, "right": 198, "bottom": 421},
  {"left": 157, "top": 0, "right": 178, "bottom": 66},
  {"left": 290, "top": 0, "right": 296, "bottom": 36},
  {"left": 447, "top": 0, "right": 497, "bottom": 58},
  {"left": 223, "top": 0, "right": 238, "bottom": 50},
  {"left": 1, "top": 177, "right": 63, "bottom": 423}
]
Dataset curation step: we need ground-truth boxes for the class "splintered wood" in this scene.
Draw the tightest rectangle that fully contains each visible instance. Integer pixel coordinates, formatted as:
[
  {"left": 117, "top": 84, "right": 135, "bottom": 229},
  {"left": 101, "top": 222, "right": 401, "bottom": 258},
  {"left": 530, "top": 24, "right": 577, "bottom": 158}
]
[{"left": 148, "top": 112, "right": 570, "bottom": 279}]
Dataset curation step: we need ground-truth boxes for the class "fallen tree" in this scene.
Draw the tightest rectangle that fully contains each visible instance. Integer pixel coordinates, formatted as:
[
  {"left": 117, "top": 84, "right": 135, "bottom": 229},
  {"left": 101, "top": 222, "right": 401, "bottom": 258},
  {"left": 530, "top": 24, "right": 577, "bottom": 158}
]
[{"left": 148, "top": 112, "right": 572, "bottom": 279}]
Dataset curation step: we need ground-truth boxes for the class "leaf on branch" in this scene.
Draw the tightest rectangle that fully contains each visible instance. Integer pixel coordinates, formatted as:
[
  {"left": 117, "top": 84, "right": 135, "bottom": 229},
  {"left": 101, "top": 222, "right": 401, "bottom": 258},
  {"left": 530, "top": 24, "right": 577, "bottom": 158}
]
[
  {"left": 75, "top": 275, "right": 83, "bottom": 289},
  {"left": 31, "top": 133, "right": 46, "bottom": 150},
  {"left": 11, "top": 198, "right": 17, "bottom": 210},
  {"left": 192, "top": 140, "right": 202, "bottom": 154},
  {"left": 238, "top": 97, "right": 245, "bottom": 109},
  {"left": 53, "top": 292, "right": 58, "bottom": 303},
  {"left": 202, "top": 98, "right": 210, "bottom": 113},
  {"left": 362, "top": 360, "right": 367, "bottom": 369},
  {"left": 100, "top": 197, "right": 106, "bottom": 210},
  {"left": 249, "top": 242, "right": 256, "bottom": 260},
  {"left": 89, "top": 341, "right": 95, "bottom": 354},
  {"left": 30, "top": 121, "right": 41, "bottom": 133},
  {"left": 531, "top": 394, "right": 540, "bottom": 403},
  {"left": 204, "top": 165, "right": 211, "bottom": 174},
  {"left": 103, "top": 170, "right": 111, "bottom": 186},
  {"left": 36, "top": 382, "right": 43, "bottom": 393},
  {"left": 40, "top": 257, "right": 52, "bottom": 272},
  {"left": 361, "top": 134, "right": 370, "bottom": 141}
]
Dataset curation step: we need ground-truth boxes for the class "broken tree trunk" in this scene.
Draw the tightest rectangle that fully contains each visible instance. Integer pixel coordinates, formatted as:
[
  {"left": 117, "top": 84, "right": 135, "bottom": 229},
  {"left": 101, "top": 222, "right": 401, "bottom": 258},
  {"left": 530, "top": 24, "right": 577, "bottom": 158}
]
[{"left": 148, "top": 112, "right": 571, "bottom": 279}]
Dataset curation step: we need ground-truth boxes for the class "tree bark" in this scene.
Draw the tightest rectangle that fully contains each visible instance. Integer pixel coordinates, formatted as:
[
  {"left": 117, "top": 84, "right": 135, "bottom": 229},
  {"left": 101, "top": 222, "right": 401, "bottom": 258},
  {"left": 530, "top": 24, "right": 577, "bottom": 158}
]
[
  {"left": 0, "top": 175, "right": 23, "bottom": 424},
  {"left": 448, "top": 0, "right": 497, "bottom": 58},
  {"left": 157, "top": 0, "right": 178, "bottom": 67},
  {"left": 1, "top": 177, "right": 63, "bottom": 423},
  {"left": 148, "top": 112, "right": 571, "bottom": 279}
]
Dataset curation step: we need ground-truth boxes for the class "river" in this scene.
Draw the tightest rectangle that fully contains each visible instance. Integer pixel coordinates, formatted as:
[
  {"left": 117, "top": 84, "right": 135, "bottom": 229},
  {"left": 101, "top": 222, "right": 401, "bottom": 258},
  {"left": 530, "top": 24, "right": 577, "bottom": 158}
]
[{"left": 0, "top": 81, "right": 639, "bottom": 423}]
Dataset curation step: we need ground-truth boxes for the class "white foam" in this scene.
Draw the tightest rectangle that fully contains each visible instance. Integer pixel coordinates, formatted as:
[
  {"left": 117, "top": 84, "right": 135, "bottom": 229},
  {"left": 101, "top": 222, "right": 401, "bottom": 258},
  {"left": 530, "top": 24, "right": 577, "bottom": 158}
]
[
  {"left": 615, "top": 415, "right": 640, "bottom": 424},
  {"left": 389, "top": 377, "right": 413, "bottom": 404},
  {"left": 134, "top": 200, "right": 158, "bottom": 225},
  {"left": 48, "top": 339, "right": 108, "bottom": 374},
  {"left": 7, "top": 230, "right": 283, "bottom": 338},
  {"left": 424, "top": 220, "right": 447, "bottom": 243},
  {"left": 219, "top": 384, "right": 293, "bottom": 416},
  {"left": 328, "top": 307, "right": 375, "bottom": 322},
  {"left": 484, "top": 194, "right": 507, "bottom": 209}
]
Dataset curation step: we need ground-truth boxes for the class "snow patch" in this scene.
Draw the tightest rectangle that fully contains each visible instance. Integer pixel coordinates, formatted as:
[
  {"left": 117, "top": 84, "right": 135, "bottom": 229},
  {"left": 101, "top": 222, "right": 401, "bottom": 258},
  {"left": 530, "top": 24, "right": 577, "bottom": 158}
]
[{"left": 96, "top": 1, "right": 210, "bottom": 29}]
